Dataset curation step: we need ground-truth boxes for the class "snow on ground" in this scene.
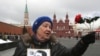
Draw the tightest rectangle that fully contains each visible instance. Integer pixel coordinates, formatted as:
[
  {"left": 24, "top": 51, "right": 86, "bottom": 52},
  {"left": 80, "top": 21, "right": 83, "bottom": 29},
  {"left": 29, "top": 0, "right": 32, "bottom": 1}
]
[{"left": 0, "top": 39, "right": 13, "bottom": 44}]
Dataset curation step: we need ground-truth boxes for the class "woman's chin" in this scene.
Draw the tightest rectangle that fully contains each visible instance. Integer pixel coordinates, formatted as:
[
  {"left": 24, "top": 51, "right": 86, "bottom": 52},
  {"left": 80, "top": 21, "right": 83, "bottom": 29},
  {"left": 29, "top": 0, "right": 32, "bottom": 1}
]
[{"left": 40, "top": 37, "right": 50, "bottom": 42}]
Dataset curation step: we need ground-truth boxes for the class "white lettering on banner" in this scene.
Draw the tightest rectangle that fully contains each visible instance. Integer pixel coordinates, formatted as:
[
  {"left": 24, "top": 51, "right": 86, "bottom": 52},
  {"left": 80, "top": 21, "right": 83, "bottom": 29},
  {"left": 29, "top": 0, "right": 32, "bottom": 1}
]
[{"left": 27, "top": 49, "right": 50, "bottom": 56}]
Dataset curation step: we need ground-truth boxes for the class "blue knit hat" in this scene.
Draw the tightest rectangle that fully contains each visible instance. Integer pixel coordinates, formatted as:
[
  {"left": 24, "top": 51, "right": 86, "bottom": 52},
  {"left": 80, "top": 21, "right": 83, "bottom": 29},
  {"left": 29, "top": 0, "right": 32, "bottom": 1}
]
[{"left": 32, "top": 16, "right": 53, "bottom": 33}]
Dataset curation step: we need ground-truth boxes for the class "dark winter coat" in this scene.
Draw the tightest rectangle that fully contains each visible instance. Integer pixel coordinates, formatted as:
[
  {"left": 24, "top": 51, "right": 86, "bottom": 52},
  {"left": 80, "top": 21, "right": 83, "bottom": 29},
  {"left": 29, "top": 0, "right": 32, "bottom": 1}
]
[{"left": 13, "top": 36, "right": 89, "bottom": 56}]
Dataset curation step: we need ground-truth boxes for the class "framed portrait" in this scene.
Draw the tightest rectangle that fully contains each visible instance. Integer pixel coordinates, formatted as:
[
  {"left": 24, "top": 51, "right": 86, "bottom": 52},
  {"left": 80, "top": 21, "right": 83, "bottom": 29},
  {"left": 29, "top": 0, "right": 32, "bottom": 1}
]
[{"left": 27, "top": 48, "right": 50, "bottom": 56}]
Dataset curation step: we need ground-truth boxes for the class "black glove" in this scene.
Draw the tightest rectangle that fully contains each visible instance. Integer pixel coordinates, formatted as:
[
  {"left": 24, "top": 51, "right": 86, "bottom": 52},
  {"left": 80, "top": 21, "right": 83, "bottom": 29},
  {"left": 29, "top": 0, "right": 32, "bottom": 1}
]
[{"left": 81, "top": 32, "right": 95, "bottom": 44}]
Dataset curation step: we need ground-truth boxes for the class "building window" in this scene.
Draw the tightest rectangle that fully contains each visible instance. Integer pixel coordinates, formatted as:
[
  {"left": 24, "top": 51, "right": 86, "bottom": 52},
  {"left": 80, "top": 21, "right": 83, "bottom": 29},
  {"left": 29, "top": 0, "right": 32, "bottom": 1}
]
[{"left": 57, "top": 26, "right": 65, "bottom": 30}]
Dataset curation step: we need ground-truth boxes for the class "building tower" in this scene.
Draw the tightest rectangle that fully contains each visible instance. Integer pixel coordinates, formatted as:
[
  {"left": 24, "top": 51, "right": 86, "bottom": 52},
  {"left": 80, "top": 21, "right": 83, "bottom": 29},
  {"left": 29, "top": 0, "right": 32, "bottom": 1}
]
[
  {"left": 53, "top": 13, "right": 57, "bottom": 33},
  {"left": 65, "top": 12, "right": 69, "bottom": 24},
  {"left": 24, "top": 0, "right": 29, "bottom": 26}
]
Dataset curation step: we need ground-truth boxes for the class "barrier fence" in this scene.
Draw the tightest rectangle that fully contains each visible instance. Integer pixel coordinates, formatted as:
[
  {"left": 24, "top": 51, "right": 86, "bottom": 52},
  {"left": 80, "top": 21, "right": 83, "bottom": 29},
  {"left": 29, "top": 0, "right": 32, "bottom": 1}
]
[{"left": 0, "top": 41, "right": 18, "bottom": 51}]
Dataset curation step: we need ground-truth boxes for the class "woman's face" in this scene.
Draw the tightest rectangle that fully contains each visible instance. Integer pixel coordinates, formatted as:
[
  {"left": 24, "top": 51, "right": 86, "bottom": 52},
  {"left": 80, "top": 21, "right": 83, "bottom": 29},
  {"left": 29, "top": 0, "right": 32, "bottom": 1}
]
[{"left": 36, "top": 22, "right": 52, "bottom": 42}]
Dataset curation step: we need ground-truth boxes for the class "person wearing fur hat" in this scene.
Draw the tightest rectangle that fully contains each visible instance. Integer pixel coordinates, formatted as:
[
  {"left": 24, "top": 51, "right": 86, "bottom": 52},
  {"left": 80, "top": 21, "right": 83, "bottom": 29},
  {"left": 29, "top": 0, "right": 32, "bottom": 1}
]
[{"left": 13, "top": 16, "right": 95, "bottom": 56}]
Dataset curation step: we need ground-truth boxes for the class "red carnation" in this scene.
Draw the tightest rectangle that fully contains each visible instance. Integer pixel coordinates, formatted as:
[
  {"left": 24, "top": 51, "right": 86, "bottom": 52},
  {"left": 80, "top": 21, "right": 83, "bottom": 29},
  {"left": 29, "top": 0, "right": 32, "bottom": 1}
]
[{"left": 75, "top": 14, "right": 84, "bottom": 24}]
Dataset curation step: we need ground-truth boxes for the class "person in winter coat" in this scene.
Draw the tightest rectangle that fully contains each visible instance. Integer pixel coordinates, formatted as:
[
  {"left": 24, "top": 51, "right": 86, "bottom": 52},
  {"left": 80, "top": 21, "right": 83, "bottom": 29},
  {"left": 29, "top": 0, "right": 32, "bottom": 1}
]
[{"left": 13, "top": 16, "right": 95, "bottom": 56}]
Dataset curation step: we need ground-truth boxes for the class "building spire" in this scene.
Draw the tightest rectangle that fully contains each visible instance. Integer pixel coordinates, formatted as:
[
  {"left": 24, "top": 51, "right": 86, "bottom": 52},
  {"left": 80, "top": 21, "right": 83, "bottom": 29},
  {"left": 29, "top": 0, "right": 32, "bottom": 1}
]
[
  {"left": 53, "top": 13, "right": 56, "bottom": 19},
  {"left": 65, "top": 12, "right": 69, "bottom": 23},
  {"left": 24, "top": 0, "right": 29, "bottom": 26},
  {"left": 66, "top": 12, "right": 68, "bottom": 19},
  {"left": 53, "top": 13, "right": 57, "bottom": 23},
  {"left": 25, "top": 0, "right": 28, "bottom": 13}
]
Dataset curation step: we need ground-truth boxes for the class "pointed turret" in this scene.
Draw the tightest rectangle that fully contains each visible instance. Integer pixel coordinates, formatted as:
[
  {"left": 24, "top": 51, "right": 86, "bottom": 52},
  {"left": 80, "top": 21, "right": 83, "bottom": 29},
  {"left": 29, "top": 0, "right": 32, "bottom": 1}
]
[
  {"left": 53, "top": 13, "right": 56, "bottom": 19},
  {"left": 25, "top": 3, "right": 28, "bottom": 13},
  {"left": 65, "top": 12, "right": 69, "bottom": 24},
  {"left": 66, "top": 12, "right": 69, "bottom": 20},
  {"left": 53, "top": 13, "right": 57, "bottom": 23},
  {"left": 24, "top": 0, "right": 29, "bottom": 26}
]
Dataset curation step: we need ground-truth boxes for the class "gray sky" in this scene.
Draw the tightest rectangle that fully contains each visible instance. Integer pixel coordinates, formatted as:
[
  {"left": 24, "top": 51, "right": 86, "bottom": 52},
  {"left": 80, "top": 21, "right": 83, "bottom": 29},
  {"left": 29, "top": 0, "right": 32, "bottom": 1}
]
[{"left": 0, "top": 0, "right": 100, "bottom": 28}]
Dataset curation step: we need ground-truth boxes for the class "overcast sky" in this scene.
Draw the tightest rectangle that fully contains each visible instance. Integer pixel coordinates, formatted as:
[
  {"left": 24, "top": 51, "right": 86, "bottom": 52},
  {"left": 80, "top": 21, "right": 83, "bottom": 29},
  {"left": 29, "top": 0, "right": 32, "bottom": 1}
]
[{"left": 0, "top": 0, "right": 100, "bottom": 28}]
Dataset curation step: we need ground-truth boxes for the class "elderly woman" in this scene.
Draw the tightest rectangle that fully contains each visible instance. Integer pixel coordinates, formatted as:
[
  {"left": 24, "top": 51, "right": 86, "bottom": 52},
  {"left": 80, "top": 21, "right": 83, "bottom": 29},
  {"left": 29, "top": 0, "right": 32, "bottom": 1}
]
[{"left": 13, "top": 16, "right": 95, "bottom": 56}]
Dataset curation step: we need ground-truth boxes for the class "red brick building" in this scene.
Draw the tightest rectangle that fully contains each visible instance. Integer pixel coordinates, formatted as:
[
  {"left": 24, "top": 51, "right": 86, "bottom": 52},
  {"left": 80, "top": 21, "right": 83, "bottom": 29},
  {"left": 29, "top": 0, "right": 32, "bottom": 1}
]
[
  {"left": 0, "top": 22, "right": 33, "bottom": 35},
  {"left": 52, "top": 14, "right": 74, "bottom": 38},
  {"left": 0, "top": 22, "right": 33, "bottom": 40},
  {"left": 0, "top": 22, "right": 22, "bottom": 35}
]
